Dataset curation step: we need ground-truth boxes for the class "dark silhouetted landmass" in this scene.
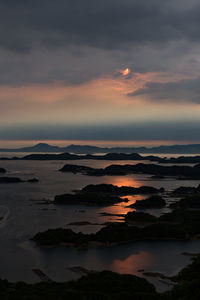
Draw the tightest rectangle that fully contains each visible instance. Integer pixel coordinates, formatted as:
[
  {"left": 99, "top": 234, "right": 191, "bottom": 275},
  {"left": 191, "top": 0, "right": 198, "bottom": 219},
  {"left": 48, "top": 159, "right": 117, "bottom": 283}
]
[
  {"left": 59, "top": 163, "right": 200, "bottom": 178},
  {"left": 54, "top": 193, "right": 124, "bottom": 206},
  {"left": 0, "top": 167, "right": 6, "bottom": 173},
  {"left": 32, "top": 209, "right": 200, "bottom": 248},
  {"left": 60, "top": 164, "right": 95, "bottom": 174},
  {"left": 2, "top": 142, "right": 200, "bottom": 154},
  {"left": 0, "top": 143, "right": 61, "bottom": 153},
  {"left": 81, "top": 183, "right": 164, "bottom": 195},
  {"left": 126, "top": 209, "right": 200, "bottom": 236},
  {"left": 128, "top": 195, "right": 166, "bottom": 209},
  {"left": 27, "top": 178, "right": 39, "bottom": 183},
  {"left": 163, "top": 254, "right": 200, "bottom": 299},
  {"left": 0, "top": 177, "right": 39, "bottom": 184},
  {"left": 32, "top": 222, "right": 185, "bottom": 248},
  {"left": 67, "top": 221, "right": 101, "bottom": 226},
  {"left": 170, "top": 195, "right": 200, "bottom": 209},
  {"left": 1, "top": 254, "right": 200, "bottom": 299},
  {"left": 0, "top": 177, "right": 24, "bottom": 183},
  {"left": 2, "top": 150, "right": 200, "bottom": 165},
  {"left": 0, "top": 270, "right": 158, "bottom": 299},
  {"left": 20, "top": 152, "right": 200, "bottom": 164},
  {"left": 173, "top": 184, "right": 200, "bottom": 195},
  {"left": 125, "top": 211, "right": 157, "bottom": 224},
  {"left": 21, "top": 152, "right": 144, "bottom": 160},
  {"left": 54, "top": 184, "right": 164, "bottom": 206}
]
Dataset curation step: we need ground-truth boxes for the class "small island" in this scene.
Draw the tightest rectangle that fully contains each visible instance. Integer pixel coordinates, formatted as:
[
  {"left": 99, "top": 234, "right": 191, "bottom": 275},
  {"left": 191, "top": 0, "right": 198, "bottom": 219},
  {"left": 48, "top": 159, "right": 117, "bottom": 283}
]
[
  {"left": 125, "top": 211, "right": 158, "bottom": 224},
  {"left": 0, "top": 167, "right": 6, "bottom": 173},
  {"left": 170, "top": 195, "right": 200, "bottom": 209},
  {"left": 0, "top": 177, "right": 24, "bottom": 183},
  {"left": 54, "top": 184, "right": 164, "bottom": 206},
  {"left": 0, "top": 177, "right": 39, "bottom": 184},
  {"left": 59, "top": 162, "right": 200, "bottom": 179},
  {"left": 172, "top": 184, "right": 200, "bottom": 195},
  {"left": 128, "top": 195, "right": 166, "bottom": 209},
  {"left": 80, "top": 183, "right": 164, "bottom": 195},
  {"left": 32, "top": 209, "right": 200, "bottom": 248},
  {"left": 2, "top": 149, "right": 200, "bottom": 165},
  {"left": 54, "top": 193, "right": 124, "bottom": 206}
]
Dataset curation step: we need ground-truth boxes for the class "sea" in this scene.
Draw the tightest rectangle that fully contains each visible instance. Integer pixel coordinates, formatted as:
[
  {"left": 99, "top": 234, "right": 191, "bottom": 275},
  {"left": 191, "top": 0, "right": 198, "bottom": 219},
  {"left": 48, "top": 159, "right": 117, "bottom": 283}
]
[{"left": 0, "top": 140, "right": 200, "bottom": 292}]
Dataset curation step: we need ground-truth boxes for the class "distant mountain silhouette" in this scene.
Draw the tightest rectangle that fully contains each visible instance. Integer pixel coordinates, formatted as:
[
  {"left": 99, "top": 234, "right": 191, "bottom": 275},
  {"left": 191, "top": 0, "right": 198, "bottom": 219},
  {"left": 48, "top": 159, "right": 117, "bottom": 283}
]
[
  {"left": 0, "top": 143, "right": 61, "bottom": 153},
  {"left": 1, "top": 142, "right": 200, "bottom": 154}
]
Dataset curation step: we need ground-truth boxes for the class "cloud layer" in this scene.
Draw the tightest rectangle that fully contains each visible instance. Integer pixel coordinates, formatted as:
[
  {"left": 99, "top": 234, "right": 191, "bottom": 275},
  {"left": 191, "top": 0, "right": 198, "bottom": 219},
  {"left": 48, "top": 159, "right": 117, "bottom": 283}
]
[
  {"left": 1, "top": 0, "right": 200, "bottom": 53},
  {"left": 1, "top": 1, "right": 200, "bottom": 140},
  {"left": 0, "top": 0, "right": 200, "bottom": 86},
  {"left": 129, "top": 77, "right": 200, "bottom": 103}
]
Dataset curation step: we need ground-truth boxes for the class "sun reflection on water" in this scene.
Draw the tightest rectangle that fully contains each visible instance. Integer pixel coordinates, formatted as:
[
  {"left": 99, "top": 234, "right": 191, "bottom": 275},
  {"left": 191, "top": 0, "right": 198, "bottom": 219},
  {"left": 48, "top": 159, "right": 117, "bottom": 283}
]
[
  {"left": 107, "top": 176, "right": 141, "bottom": 188},
  {"left": 97, "top": 175, "right": 149, "bottom": 221},
  {"left": 98, "top": 194, "right": 147, "bottom": 219},
  {"left": 111, "top": 251, "right": 154, "bottom": 274}
]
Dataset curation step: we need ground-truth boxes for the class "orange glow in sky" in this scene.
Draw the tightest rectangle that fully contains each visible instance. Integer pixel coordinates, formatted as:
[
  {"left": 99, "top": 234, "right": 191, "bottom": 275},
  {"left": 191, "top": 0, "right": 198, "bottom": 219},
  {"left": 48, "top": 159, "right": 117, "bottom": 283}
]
[{"left": 1, "top": 69, "right": 200, "bottom": 127}]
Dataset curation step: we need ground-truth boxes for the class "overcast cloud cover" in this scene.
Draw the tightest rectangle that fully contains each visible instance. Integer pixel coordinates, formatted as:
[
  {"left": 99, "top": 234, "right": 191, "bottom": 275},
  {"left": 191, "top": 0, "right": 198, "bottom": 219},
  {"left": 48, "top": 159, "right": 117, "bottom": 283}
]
[
  {"left": 1, "top": 0, "right": 200, "bottom": 53},
  {"left": 1, "top": 0, "right": 200, "bottom": 140},
  {"left": 1, "top": 0, "right": 200, "bottom": 85}
]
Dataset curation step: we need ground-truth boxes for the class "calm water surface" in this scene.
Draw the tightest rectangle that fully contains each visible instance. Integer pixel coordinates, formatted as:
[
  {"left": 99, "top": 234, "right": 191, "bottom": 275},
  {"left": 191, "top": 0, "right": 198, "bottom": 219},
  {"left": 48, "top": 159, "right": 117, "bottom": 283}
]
[{"left": 0, "top": 156, "right": 200, "bottom": 292}]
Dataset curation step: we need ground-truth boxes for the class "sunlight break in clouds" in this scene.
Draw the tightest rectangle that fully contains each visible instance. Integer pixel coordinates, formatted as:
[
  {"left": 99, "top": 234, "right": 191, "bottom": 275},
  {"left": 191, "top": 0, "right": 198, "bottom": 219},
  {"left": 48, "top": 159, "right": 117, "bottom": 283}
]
[
  {"left": 0, "top": 68, "right": 200, "bottom": 128},
  {"left": 120, "top": 68, "right": 131, "bottom": 76}
]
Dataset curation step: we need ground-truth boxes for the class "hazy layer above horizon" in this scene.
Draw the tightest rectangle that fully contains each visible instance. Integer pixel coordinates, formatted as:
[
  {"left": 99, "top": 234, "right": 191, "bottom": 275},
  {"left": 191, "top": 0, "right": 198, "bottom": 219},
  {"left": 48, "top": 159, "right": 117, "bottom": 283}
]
[{"left": 0, "top": 139, "right": 200, "bottom": 149}]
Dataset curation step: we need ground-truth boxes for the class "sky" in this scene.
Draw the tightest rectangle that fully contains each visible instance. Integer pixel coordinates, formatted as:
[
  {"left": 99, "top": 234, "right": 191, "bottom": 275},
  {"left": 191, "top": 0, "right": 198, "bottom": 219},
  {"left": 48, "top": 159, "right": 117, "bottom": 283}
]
[{"left": 1, "top": 0, "right": 200, "bottom": 142}]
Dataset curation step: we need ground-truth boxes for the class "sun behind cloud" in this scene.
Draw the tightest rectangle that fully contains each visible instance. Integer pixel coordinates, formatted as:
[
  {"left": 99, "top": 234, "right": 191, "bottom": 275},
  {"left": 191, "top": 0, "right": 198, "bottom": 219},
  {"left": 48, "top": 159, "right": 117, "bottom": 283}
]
[{"left": 120, "top": 68, "right": 131, "bottom": 76}]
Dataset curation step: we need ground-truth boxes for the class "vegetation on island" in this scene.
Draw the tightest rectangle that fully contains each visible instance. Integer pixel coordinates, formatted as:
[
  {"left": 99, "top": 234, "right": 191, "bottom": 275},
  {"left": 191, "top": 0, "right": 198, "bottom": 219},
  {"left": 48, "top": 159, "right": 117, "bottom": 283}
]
[
  {"left": 59, "top": 163, "right": 200, "bottom": 179},
  {"left": 128, "top": 195, "right": 166, "bottom": 209},
  {"left": 162, "top": 254, "right": 200, "bottom": 300},
  {"left": 2, "top": 146, "right": 200, "bottom": 164},
  {"left": 170, "top": 195, "right": 200, "bottom": 209},
  {"left": 54, "top": 183, "right": 164, "bottom": 206},
  {"left": 1, "top": 255, "right": 200, "bottom": 299},
  {"left": 172, "top": 184, "right": 200, "bottom": 195},
  {"left": 0, "top": 177, "right": 39, "bottom": 184},
  {"left": 81, "top": 183, "right": 164, "bottom": 195},
  {"left": 54, "top": 193, "right": 126, "bottom": 206},
  {"left": 0, "top": 270, "right": 158, "bottom": 300},
  {"left": 125, "top": 211, "right": 158, "bottom": 223},
  {"left": 32, "top": 209, "right": 200, "bottom": 248}
]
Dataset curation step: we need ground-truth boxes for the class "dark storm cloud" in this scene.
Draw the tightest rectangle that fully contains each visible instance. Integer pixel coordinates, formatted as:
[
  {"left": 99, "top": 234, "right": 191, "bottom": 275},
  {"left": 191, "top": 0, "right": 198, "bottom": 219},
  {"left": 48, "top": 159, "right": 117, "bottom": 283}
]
[
  {"left": 1, "top": 0, "right": 200, "bottom": 99},
  {"left": 0, "top": 0, "right": 200, "bottom": 53},
  {"left": 129, "top": 77, "right": 200, "bottom": 103}
]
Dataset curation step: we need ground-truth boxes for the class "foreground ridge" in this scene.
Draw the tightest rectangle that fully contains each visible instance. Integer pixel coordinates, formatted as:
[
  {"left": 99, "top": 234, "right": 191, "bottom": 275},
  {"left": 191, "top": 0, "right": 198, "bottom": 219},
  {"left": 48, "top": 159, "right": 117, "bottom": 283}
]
[{"left": 1, "top": 254, "right": 200, "bottom": 299}]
